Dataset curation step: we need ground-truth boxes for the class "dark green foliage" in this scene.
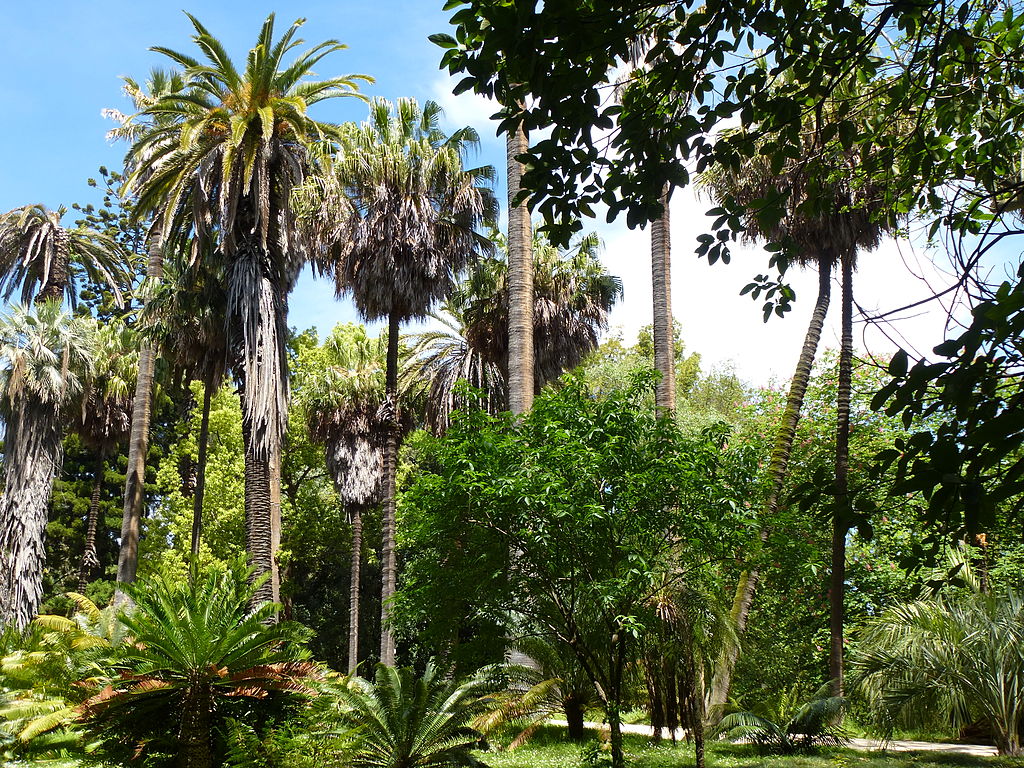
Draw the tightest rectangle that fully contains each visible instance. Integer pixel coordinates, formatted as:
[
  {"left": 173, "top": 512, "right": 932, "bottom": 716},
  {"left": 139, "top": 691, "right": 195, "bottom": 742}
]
[{"left": 714, "top": 688, "right": 849, "bottom": 754}]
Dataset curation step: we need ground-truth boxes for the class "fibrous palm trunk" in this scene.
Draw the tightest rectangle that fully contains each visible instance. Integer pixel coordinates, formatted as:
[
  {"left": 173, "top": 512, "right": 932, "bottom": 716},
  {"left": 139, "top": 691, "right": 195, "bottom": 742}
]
[
  {"left": 830, "top": 251, "right": 854, "bottom": 696},
  {"left": 0, "top": 402, "right": 64, "bottom": 628},
  {"left": 116, "top": 231, "right": 164, "bottom": 595},
  {"left": 506, "top": 126, "right": 534, "bottom": 416},
  {"left": 242, "top": 414, "right": 277, "bottom": 607},
  {"left": 78, "top": 454, "right": 106, "bottom": 593},
  {"left": 651, "top": 186, "right": 675, "bottom": 411},
  {"left": 190, "top": 381, "right": 214, "bottom": 557},
  {"left": 379, "top": 312, "right": 401, "bottom": 666},
  {"left": 348, "top": 503, "right": 363, "bottom": 674},
  {"left": 179, "top": 683, "right": 213, "bottom": 768},
  {"left": 34, "top": 229, "right": 70, "bottom": 305},
  {"left": 707, "top": 257, "right": 833, "bottom": 723}
]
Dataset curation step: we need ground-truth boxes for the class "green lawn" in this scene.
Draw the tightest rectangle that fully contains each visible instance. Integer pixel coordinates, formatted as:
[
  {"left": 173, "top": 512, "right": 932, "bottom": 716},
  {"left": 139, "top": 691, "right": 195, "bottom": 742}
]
[{"left": 479, "top": 727, "right": 1024, "bottom": 768}]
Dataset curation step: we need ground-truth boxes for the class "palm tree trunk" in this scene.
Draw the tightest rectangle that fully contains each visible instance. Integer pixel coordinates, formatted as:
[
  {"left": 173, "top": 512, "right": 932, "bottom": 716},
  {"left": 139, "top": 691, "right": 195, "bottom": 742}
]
[
  {"left": 564, "top": 695, "right": 587, "bottom": 741},
  {"left": 651, "top": 186, "right": 675, "bottom": 412},
  {"left": 179, "top": 683, "right": 213, "bottom": 768},
  {"left": 830, "top": 252, "right": 854, "bottom": 697},
  {"left": 507, "top": 126, "right": 534, "bottom": 416},
  {"left": 190, "top": 381, "right": 214, "bottom": 557},
  {"left": 348, "top": 503, "right": 363, "bottom": 674},
  {"left": 707, "top": 257, "right": 833, "bottom": 723},
  {"left": 379, "top": 311, "right": 401, "bottom": 666},
  {"left": 116, "top": 230, "right": 164, "bottom": 597},
  {"left": 78, "top": 454, "right": 105, "bottom": 593},
  {"left": 34, "top": 228, "right": 70, "bottom": 305},
  {"left": 241, "top": 414, "right": 277, "bottom": 607},
  {"left": 0, "top": 403, "right": 63, "bottom": 629}
]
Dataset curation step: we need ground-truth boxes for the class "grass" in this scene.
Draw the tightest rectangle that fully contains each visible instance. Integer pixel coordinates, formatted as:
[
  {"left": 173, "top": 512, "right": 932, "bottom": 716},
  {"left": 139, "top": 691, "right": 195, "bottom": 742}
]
[{"left": 479, "top": 726, "right": 1024, "bottom": 768}]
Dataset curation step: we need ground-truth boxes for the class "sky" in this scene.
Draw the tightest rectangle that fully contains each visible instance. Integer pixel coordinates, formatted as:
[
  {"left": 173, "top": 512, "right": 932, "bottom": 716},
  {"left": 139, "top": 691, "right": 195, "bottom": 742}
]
[{"left": 0, "top": 1, "right": 967, "bottom": 385}]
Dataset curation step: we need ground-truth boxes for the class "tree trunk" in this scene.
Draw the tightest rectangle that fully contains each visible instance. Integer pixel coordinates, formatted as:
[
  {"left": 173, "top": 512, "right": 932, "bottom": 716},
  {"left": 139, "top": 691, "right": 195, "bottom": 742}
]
[
  {"left": 178, "top": 683, "right": 213, "bottom": 768},
  {"left": 607, "top": 701, "right": 625, "bottom": 768},
  {"left": 116, "top": 231, "right": 164, "bottom": 598},
  {"left": 190, "top": 381, "right": 214, "bottom": 557},
  {"left": 348, "top": 503, "right": 363, "bottom": 674},
  {"left": 78, "top": 454, "right": 105, "bottom": 593},
  {"left": 34, "top": 228, "right": 70, "bottom": 305},
  {"left": 830, "top": 251, "right": 854, "bottom": 697},
  {"left": 507, "top": 126, "right": 534, "bottom": 416},
  {"left": 651, "top": 186, "right": 675, "bottom": 412},
  {"left": 0, "top": 403, "right": 63, "bottom": 629},
  {"left": 241, "top": 415, "right": 277, "bottom": 607},
  {"left": 708, "top": 256, "right": 833, "bottom": 723},
  {"left": 379, "top": 312, "right": 401, "bottom": 666},
  {"left": 564, "top": 695, "right": 587, "bottom": 741}
]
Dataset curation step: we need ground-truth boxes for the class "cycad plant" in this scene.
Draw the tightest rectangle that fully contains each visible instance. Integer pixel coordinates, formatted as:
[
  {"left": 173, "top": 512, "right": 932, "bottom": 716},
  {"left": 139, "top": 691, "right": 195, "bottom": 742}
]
[
  {"left": 81, "top": 559, "right": 318, "bottom": 768},
  {"left": 125, "top": 12, "right": 370, "bottom": 603},
  {"left": 0, "top": 303, "right": 96, "bottom": 629},
  {"left": 296, "top": 97, "right": 496, "bottom": 663},
  {"left": 852, "top": 589, "right": 1024, "bottom": 755},
  {"left": 713, "top": 686, "right": 848, "bottom": 754},
  {"left": 328, "top": 662, "right": 494, "bottom": 768}
]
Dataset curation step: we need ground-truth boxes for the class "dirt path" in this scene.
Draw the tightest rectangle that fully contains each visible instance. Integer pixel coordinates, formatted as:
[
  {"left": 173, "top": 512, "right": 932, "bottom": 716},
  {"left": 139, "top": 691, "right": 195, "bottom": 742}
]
[{"left": 549, "top": 720, "right": 999, "bottom": 758}]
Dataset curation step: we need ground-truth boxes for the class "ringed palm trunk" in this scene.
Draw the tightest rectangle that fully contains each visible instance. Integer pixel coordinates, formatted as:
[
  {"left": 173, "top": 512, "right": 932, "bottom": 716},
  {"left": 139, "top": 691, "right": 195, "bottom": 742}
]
[
  {"left": 116, "top": 231, "right": 164, "bottom": 595},
  {"left": 0, "top": 401, "right": 64, "bottom": 629},
  {"left": 241, "top": 411, "right": 276, "bottom": 606},
  {"left": 78, "top": 453, "right": 106, "bottom": 593},
  {"left": 651, "top": 185, "right": 675, "bottom": 412},
  {"left": 379, "top": 312, "right": 401, "bottom": 666},
  {"left": 506, "top": 126, "right": 534, "bottom": 416},
  {"left": 348, "top": 502, "right": 363, "bottom": 674},
  {"left": 190, "top": 380, "right": 214, "bottom": 557},
  {"left": 707, "top": 255, "right": 834, "bottom": 723},
  {"left": 830, "top": 251, "right": 854, "bottom": 696}
]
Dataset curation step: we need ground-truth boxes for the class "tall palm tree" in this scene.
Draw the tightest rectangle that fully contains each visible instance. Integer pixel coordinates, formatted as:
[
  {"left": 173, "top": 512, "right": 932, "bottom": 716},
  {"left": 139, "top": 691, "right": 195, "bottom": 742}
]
[
  {"left": 124, "top": 13, "right": 370, "bottom": 604},
  {"left": 0, "top": 204, "right": 128, "bottom": 307},
  {"left": 296, "top": 324, "right": 394, "bottom": 673},
  {"left": 296, "top": 97, "right": 496, "bottom": 664},
  {"left": 409, "top": 227, "right": 621, "bottom": 433},
  {"left": 699, "top": 109, "right": 890, "bottom": 714},
  {"left": 651, "top": 185, "right": 675, "bottom": 412},
  {"left": 73, "top": 320, "right": 137, "bottom": 592},
  {"left": 506, "top": 127, "right": 534, "bottom": 416},
  {"left": 0, "top": 303, "right": 96, "bottom": 629}
]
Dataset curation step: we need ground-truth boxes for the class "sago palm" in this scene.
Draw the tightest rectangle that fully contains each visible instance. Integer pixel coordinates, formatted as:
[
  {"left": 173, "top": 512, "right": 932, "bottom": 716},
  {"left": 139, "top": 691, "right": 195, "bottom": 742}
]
[
  {"left": 0, "top": 303, "right": 96, "bottom": 629},
  {"left": 81, "top": 560, "right": 318, "bottom": 768},
  {"left": 0, "top": 204, "right": 129, "bottom": 307},
  {"left": 125, "top": 13, "right": 370, "bottom": 603},
  {"left": 296, "top": 97, "right": 496, "bottom": 663},
  {"left": 852, "top": 590, "right": 1024, "bottom": 756}
]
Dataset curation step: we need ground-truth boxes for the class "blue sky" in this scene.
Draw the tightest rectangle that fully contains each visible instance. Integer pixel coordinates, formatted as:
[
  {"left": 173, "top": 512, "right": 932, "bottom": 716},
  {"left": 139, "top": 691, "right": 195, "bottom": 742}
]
[{"left": 1, "top": 2, "right": 965, "bottom": 382}]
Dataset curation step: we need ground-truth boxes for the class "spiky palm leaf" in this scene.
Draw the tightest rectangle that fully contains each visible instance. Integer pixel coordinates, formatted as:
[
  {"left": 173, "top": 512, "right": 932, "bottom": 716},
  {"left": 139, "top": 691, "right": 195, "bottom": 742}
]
[
  {"left": 0, "top": 205, "right": 131, "bottom": 307},
  {"left": 714, "top": 687, "right": 848, "bottom": 754}
]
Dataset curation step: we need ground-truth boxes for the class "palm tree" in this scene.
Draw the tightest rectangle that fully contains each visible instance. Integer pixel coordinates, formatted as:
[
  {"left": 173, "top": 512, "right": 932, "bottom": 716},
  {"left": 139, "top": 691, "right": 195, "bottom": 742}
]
[
  {"left": 296, "top": 97, "right": 496, "bottom": 664},
  {"left": 506, "top": 127, "right": 534, "bottom": 416},
  {"left": 124, "top": 13, "right": 370, "bottom": 604},
  {"left": 0, "top": 303, "right": 96, "bottom": 629},
  {"left": 296, "top": 324, "right": 396, "bottom": 673},
  {"left": 853, "top": 590, "right": 1024, "bottom": 755},
  {"left": 73, "top": 320, "right": 137, "bottom": 592},
  {"left": 699, "top": 108, "right": 891, "bottom": 713},
  {"left": 409, "top": 227, "right": 621, "bottom": 433},
  {"left": 651, "top": 185, "right": 675, "bottom": 412},
  {"left": 0, "top": 204, "right": 128, "bottom": 307}
]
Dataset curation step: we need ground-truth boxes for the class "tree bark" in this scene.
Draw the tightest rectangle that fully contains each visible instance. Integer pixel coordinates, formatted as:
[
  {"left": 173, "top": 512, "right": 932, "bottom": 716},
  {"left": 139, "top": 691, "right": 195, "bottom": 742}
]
[
  {"left": 379, "top": 312, "right": 401, "bottom": 666},
  {"left": 116, "top": 230, "right": 164, "bottom": 598},
  {"left": 507, "top": 126, "right": 534, "bottom": 416},
  {"left": 241, "top": 415, "right": 277, "bottom": 607},
  {"left": 78, "top": 454, "right": 105, "bottom": 593},
  {"left": 830, "top": 251, "right": 854, "bottom": 697},
  {"left": 348, "top": 503, "right": 363, "bottom": 674},
  {"left": 651, "top": 186, "right": 675, "bottom": 412},
  {"left": 564, "top": 695, "right": 587, "bottom": 741},
  {"left": 707, "top": 256, "right": 833, "bottom": 723},
  {"left": 0, "top": 403, "right": 63, "bottom": 629},
  {"left": 179, "top": 683, "right": 213, "bottom": 768},
  {"left": 190, "top": 381, "right": 214, "bottom": 557},
  {"left": 607, "top": 701, "right": 625, "bottom": 768},
  {"left": 34, "top": 228, "right": 70, "bottom": 305}
]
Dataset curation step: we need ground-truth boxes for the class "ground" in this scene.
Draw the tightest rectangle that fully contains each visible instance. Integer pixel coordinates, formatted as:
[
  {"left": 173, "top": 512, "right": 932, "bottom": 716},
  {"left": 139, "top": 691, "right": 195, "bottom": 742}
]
[{"left": 479, "top": 727, "right": 1024, "bottom": 768}]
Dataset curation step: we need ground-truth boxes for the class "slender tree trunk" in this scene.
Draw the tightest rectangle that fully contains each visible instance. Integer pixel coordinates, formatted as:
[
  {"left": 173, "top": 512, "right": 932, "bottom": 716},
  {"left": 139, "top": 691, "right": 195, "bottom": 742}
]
[
  {"left": 241, "top": 414, "right": 277, "bottom": 607},
  {"left": 379, "top": 312, "right": 401, "bottom": 666},
  {"left": 651, "top": 185, "right": 675, "bottom": 412},
  {"left": 78, "top": 454, "right": 105, "bottom": 593},
  {"left": 830, "top": 252, "right": 854, "bottom": 697},
  {"left": 607, "top": 701, "right": 625, "bottom": 768},
  {"left": 707, "top": 257, "right": 834, "bottom": 723},
  {"left": 507, "top": 126, "right": 534, "bottom": 415},
  {"left": 190, "top": 381, "right": 214, "bottom": 557},
  {"left": 269, "top": 441, "right": 283, "bottom": 602},
  {"left": 348, "top": 503, "right": 363, "bottom": 674},
  {"left": 0, "top": 403, "right": 63, "bottom": 629},
  {"left": 116, "top": 231, "right": 164, "bottom": 597}
]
